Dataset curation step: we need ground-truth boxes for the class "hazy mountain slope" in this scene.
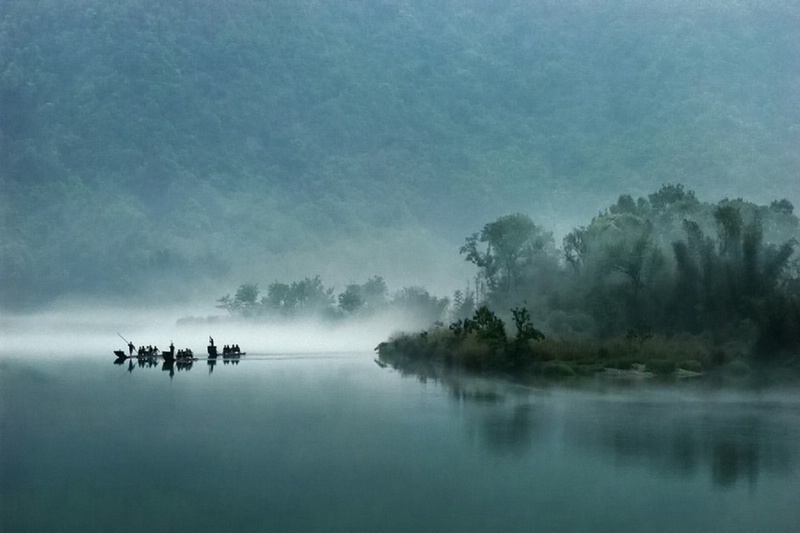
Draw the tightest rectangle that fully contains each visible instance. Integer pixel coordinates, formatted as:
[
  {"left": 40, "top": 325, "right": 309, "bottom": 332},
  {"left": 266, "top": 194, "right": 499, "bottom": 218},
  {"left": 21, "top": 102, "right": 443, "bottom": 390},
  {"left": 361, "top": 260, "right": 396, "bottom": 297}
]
[{"left": 1, "top": 0, "right": 798, "bottom": 307}]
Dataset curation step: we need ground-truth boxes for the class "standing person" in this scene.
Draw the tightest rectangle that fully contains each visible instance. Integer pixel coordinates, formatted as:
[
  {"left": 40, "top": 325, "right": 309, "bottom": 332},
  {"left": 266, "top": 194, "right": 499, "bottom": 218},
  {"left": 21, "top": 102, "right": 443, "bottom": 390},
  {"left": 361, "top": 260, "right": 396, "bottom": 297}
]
[{"left": 128, "top": 341, "right": 135, "bottom": 356}]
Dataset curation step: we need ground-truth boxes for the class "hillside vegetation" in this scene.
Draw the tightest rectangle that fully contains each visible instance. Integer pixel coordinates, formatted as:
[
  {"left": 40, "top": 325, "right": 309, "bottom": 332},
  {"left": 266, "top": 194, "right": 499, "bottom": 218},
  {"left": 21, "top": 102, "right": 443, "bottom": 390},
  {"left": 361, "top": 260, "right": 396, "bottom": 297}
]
[{"left": 1, "top": 0, "right": 798, "bottom": 307}]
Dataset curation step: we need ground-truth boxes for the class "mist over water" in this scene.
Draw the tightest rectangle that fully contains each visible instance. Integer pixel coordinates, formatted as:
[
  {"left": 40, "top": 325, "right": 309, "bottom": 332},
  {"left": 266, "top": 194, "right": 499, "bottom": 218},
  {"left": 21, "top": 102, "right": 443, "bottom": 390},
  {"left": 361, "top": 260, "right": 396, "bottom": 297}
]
[{"left": 0, "top": 305, "right": 411, "bottom": 357}]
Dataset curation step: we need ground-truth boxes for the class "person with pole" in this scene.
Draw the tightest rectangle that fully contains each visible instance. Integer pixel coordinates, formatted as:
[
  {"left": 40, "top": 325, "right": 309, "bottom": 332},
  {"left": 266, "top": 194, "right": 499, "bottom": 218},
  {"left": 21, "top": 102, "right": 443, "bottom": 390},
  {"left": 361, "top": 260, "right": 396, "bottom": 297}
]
[{"left": 118, "top": 333, "right": 135, "bottom": 357}]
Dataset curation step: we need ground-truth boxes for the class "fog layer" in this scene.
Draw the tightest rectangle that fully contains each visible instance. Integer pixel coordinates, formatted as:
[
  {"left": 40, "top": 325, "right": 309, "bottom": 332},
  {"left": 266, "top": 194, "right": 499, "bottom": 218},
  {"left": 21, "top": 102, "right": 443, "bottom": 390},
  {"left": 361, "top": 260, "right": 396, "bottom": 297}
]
[{"left": 0, "top": 306, "right": 413, "bottom": 357}]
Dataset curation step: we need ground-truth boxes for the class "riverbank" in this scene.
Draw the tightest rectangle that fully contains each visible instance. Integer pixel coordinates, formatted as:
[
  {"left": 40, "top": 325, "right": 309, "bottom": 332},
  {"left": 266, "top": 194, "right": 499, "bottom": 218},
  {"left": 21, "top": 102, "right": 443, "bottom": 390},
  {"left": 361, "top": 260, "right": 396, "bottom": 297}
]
[{"left": 375, "top": 325, "right": 800, "bottom": 385}]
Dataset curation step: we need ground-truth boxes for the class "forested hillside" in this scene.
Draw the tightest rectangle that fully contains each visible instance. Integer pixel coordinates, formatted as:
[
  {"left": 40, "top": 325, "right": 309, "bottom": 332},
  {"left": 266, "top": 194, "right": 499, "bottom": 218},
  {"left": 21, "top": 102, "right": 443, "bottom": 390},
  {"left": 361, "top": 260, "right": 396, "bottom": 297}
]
[{"left": 1, "top": 0, "right": 798, "bottom": 308}]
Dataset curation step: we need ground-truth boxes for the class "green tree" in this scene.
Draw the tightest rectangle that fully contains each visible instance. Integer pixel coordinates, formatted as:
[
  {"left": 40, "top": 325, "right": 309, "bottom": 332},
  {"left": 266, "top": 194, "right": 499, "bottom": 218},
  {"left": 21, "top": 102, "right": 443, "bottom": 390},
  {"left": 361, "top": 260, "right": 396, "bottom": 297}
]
[
  {"left": 467, "top": 306, "right": 507, "bottom": 343},
  {"left": 337, "top": 276, "right": 388, "bottom": 316},
  {"left": 337, "top": 284, "right": 364, "bottom": 314},
  {"left": 264, "top": 276, "right": 335, "bottom": 317},
  {"left": 563, "top": 226, "right": 587, "bottom": 271},
  {"left": 391, "top": 286, "right": 449, "bottom": 326},
  {"left": 714, "top": 204, "right": 744, "bottom": 260},
  {"left": 510, "top": 306, "right": 545, "bottom": 344},
  {"left": 460, "top": 214, "right": 555, "bottom": 305},
  {"left": 217, "top": 283, "right": 260, "bottom": 316}
]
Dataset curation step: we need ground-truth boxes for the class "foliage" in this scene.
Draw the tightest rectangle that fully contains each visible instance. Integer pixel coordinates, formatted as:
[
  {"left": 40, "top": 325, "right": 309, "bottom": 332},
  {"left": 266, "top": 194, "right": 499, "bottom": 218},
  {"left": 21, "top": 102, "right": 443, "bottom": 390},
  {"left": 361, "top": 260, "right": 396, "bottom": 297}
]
[
  {"left": 4, "top": 1, "right": 799, "bottom": 308},
  {"left": 390, "top": 286, "right": 450, "bottom": 326},
  {"left": 216, "top": 282, "right": 260, "bottom": 316},
  {"left": 449, "top": 288, "right": 477, "bottom": 322},
  {"left": 511, "top": 306, "right": 545, "bottom": 344},
  {"left": 337, "top": 276, "right": 388, "bottom": 315},
  {"left": 381, "top": 184, "right": 800, "bottom": 376},
  {"left": 217, "top": 275, "right": 447, "bottom": 327},
  {"left": 263, "top": 276, "right": 335, "bottom": 317},
  {"left": 460, "top": 214, "right": 558, "bottom": 308}
]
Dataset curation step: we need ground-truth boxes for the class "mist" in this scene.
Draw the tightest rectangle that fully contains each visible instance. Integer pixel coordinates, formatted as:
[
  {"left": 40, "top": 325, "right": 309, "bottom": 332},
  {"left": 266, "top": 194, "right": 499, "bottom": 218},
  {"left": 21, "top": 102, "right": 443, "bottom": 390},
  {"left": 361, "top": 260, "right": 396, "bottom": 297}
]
[
  {"left": 0, "top": 302, "right": 439, "bottom": 358},
  {"left": 2, "top": 0, "right": 799, "bottom": 311}
]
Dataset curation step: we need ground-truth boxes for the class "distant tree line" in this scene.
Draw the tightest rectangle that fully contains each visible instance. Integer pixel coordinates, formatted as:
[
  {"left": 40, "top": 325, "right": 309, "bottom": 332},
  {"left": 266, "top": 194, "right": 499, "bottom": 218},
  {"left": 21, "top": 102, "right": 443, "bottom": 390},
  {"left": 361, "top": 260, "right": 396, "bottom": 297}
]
[{"left": 216, "top": 275, "right": 448, "bottom": 327}]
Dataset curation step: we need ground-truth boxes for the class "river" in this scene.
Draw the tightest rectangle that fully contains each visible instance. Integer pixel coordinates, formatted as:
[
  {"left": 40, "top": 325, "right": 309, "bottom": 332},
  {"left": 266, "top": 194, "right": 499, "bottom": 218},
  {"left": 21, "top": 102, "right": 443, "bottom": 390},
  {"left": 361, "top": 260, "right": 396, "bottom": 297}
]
[{"left": 2, "top": 351, "right": 800, "bottom": 532}]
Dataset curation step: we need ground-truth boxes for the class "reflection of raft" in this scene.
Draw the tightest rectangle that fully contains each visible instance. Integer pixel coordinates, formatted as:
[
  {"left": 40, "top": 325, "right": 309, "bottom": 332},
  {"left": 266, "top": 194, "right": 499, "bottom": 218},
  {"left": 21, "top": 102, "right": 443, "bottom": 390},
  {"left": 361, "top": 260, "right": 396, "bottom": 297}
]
[
  {"left": 113, "top": 350, "right": 243, "bottom": 361},
  {"left": 113, "top": 351, "right": 159, "bottom": 360}
]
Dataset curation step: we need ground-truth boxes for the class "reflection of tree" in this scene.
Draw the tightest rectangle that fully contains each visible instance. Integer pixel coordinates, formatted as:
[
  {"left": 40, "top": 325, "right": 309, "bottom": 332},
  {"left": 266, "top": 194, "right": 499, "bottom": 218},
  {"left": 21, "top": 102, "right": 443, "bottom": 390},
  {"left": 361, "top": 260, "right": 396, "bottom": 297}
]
[
  {"left": 712, "top": 436, "right": 758, "bottom": 487},
  {"left": 379, "top": 355, "right": 798, "bottom": 481},
  {"left": 566, "top": 403, "right": 796, "bottom": 489},
  {"left": 669, "top": 427, "right": 699, "bottom": 476},
  {"left": 478, "top": 404, "right": 540, "bottom": 456},
  {"left": 380, "top": 355, "right": 542, "bottom": 455}
]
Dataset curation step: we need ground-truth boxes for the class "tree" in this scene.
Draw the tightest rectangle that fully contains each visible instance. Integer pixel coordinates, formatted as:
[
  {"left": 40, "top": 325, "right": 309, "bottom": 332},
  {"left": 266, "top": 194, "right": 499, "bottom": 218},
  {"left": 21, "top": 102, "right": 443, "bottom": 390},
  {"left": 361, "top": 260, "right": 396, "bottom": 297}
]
[
  {"left": 337, "top": 275, "right": 388, "bottom": 316},
  {"left": 337, "top": 284, "right": 364, "bottom": 314},
  {"left": 714, "top": 204, "right": 743, "bottom": 260},
  {"left": 460, "top": 213, "right": 555, "bottom": 305},
  {"left": 467, "top": 306, "right": 507, "bottom": 343},
  {"left": 578, "top": 214, "right": 664, "bottom": 330},
  {"left": 391, "top": 286, "right": 449, "bottom": 326},
  {"left": 360, "top": 275, "right": 389, "bottom": 311},
  {"left": 648, "top": 183, "right": 697, "bottom": 213},
  {"left": 769, "top": 199, "right": 794, "bottom": 216},
  {"left": 563, "top": 227, "right": 587, "bottom": 271},
  {"left": 510, "top": 306, "right": 545, "bottom": 344},
  {"left": 217, "top": 282, "right": 260, "bottom": 316},
  {"left": 264, "top": 276, "right": 335, "bottom": 317},
  {"left": 449, "top": 288, "right": 476, "bottom": 321}
]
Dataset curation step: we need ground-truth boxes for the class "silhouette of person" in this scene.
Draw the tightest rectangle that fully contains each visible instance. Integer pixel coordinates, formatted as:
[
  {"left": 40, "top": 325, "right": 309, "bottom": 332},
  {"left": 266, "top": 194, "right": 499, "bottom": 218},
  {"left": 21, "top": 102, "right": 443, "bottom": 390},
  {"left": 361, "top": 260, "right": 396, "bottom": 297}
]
[{"left": 128, "top": 342, "right": 135, "bottom": 356}]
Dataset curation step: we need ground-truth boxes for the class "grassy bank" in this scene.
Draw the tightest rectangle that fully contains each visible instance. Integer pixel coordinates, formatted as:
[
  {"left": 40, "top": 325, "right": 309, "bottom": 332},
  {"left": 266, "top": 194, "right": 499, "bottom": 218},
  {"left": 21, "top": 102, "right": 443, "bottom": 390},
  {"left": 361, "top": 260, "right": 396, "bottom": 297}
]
[{"left": 375, "top": 307, "right": 799, "bottom": 383}]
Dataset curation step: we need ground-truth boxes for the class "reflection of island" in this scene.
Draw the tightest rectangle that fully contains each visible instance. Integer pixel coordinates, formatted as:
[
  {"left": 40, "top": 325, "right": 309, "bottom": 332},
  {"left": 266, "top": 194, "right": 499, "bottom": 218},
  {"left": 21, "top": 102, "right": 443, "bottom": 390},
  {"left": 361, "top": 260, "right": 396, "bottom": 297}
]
[
  {"left": 563, "top": 400, "right": 796, "bottom": 488},
  {"left": 379, "top": 358, "right": 799, "bottom": 487},
  {"left": 381, "top": 357, "right": 546, "bottom": 456}
]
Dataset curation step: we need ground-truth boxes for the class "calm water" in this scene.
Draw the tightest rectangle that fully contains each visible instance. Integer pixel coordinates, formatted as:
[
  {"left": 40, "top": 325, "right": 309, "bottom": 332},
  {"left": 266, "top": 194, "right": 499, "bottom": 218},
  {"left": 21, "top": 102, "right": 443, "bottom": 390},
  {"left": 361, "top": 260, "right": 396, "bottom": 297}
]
[{"left": 2, "top": 352, "right": 800, "bottom": 532}]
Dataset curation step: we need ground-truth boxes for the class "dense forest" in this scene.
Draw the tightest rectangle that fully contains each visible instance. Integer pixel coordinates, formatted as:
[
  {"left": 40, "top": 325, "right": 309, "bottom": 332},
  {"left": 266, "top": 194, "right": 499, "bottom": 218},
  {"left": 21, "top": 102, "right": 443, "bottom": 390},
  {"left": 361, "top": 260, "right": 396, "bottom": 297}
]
[
  {"left": 375, "top": 186, "right": 800, "bottom": 374},
  {"left": 1, "top": 0, "right": 799, "bottom": 309}
]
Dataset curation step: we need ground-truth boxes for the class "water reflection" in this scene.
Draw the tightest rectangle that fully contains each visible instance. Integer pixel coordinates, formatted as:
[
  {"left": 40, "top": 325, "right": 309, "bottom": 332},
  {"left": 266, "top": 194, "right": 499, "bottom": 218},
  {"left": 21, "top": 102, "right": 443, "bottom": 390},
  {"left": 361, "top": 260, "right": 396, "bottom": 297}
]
[
  {"left": 4, "top": 354, "right": 800, "bottom": 532},
  {"left": 476, "top": 403, "right": 543, "bottom": 456},
  {"left": 113, "top": 351, "right": 241, "bottom": 378},
  {"left": 382, "top": 357, "right": 800, "bottom": 488},
  {"left": 563, "top": 399, "right": 799, "bottom": 489}
]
